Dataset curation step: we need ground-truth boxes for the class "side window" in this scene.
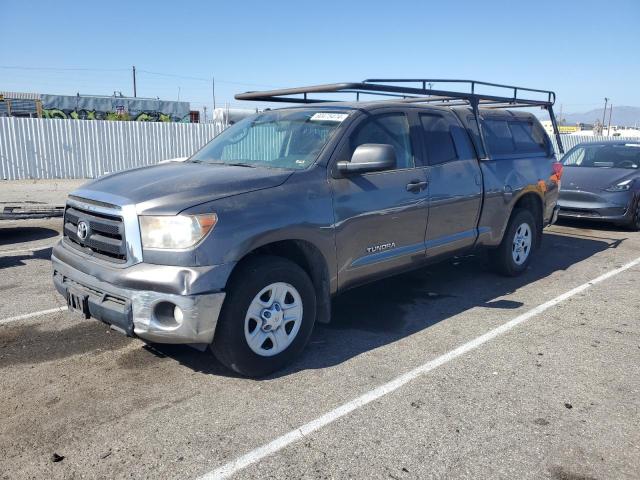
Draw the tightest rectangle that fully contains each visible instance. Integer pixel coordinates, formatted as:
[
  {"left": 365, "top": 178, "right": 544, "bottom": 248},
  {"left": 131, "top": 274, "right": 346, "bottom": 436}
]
[
  {"left": 562, "top": 147, "right": 586, "bottom": 166},
  {"left": 508, "top": 121, "right": 548, "bottom": 154},
  {"left": 350, "top": 113, "right": 414, "bottom": 169},
  {"left": 482, "top": 119, "right": 516, "bottom": 156},
  {"left": 420, "top": 112, "right": 476, "bottom": 165}
]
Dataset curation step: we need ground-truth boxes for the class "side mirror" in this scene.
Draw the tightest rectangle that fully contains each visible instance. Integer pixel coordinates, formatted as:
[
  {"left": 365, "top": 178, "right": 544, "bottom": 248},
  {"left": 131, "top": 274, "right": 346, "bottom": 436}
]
[{"left": 337, "top": 144, "right": 397, "bottom": 174}]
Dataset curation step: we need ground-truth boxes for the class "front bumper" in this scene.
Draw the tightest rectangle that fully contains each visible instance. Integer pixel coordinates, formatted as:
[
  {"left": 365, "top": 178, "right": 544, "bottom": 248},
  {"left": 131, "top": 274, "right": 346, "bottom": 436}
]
[
  {"left": 52, "top": 251, "right": 227, "bottom": 345},
  {"left": 558, "top": 189, "right": 635, "bottom": 224}
]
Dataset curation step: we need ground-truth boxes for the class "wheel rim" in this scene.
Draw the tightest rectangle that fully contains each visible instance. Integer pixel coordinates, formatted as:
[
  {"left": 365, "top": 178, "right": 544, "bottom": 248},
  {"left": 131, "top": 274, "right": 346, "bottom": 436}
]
[
  {"left": 244, "top": 282, "right": 303, "bottom": 357},
  {"left": 511, "top": 222, "right": 532, "bottom": 266}
]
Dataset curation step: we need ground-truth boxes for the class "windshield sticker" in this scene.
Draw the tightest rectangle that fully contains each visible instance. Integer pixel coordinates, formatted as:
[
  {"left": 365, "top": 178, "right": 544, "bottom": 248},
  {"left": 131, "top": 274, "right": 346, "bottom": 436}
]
[{"left": 310, "top": 112, "right": 349, "bottom": 122}]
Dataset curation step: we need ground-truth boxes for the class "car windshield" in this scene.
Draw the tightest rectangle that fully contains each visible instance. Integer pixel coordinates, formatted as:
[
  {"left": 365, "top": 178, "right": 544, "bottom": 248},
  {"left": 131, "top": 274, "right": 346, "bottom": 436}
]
[
  {"left": 562, "top": 143, "right": 640, "bottom": 169},
  {"left": 189, "top": 109, "right": 350, "bottom": 170}
]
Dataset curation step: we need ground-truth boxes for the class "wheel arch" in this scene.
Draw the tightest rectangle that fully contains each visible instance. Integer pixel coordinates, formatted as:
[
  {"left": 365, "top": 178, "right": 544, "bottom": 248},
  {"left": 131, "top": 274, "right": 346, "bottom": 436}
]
[
  {"left": 228, "top": 239, "right": 332, "bottom": 324},
  {"left": 510, "top": 191, "right": 544, "bottom": 248}
]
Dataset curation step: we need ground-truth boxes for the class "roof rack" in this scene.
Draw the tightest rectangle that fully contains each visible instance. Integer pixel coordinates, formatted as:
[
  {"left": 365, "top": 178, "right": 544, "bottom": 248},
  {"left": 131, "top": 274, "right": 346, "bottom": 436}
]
[{"left": 235, "top": 79, "right": 564, "bottom": 154}]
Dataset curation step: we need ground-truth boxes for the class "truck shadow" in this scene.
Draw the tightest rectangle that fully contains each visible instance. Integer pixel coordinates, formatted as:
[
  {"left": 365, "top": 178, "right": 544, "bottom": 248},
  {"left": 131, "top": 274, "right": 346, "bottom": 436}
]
[
  {"left": 0, "top": 247, "right": 53, "bottom": 269},
  {"left": 146, "top": 229, "right": 624, "bottom": 378},
  {"left": 0, "top": 226, "right": 59, "bottom": 246}
]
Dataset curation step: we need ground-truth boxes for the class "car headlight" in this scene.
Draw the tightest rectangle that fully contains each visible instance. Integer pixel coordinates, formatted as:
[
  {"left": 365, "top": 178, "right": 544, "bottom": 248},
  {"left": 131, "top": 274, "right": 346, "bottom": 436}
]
[
  {"left": 139, "top": 214, "right": 218, "bottom": 249},
  {"left": 605, "top": 179, "right": 634, "bottom": 192}
]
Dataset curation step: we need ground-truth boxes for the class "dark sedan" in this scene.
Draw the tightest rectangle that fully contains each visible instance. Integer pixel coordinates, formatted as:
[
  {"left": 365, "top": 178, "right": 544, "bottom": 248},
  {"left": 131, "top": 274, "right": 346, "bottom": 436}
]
[{"left": 558, "top": 141, "right": 640, "bottom": 230}]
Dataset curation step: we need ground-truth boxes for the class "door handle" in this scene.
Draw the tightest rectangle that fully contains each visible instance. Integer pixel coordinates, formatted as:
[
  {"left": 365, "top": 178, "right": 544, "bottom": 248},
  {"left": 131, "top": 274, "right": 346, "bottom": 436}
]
[{"left": 406, "top": 180, "right": 428, "bottom": 192}]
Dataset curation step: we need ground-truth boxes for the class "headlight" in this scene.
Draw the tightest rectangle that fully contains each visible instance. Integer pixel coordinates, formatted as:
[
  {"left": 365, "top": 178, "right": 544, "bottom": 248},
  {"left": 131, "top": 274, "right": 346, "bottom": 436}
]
[
  {"left": 139, "top": 214, "right": 217, "bottom": 249},
  {"left": 605, "top": 179, "right": 634, "bottom": 192}
]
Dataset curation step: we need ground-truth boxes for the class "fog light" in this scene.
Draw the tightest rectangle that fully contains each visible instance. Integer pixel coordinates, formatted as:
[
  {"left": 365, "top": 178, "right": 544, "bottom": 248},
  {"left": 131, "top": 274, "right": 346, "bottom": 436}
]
[{"left": 173, "top": 305, "right": 184, "bottom": 324}]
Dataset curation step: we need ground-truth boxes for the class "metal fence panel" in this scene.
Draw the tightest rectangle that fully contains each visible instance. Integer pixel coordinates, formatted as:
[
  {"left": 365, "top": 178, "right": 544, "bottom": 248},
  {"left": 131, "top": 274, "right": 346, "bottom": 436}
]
[
  {"left": 2, "top": 117, "right": 639, "bottom": 180},
  {"left": 0, "top": 117, "right": 223, "bottom": 180}
]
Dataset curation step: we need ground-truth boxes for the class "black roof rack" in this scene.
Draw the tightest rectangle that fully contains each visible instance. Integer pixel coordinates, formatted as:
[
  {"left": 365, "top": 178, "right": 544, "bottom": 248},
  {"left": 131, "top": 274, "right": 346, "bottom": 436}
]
[{"left": 235, "top": 79, "right": 564, "bottom": 154}]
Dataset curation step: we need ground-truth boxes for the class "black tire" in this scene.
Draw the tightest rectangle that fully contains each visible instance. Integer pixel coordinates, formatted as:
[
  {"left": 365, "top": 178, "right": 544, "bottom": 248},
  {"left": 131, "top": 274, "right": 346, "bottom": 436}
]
[
  {"left": 627, "top": 200, "right": 640, "bottom": 231},
  {"left": 211, "top": 255, "right": 316, "bottom": 377},
  {"left": 489, "top": 209, "right": 537, "bottom": 277}
]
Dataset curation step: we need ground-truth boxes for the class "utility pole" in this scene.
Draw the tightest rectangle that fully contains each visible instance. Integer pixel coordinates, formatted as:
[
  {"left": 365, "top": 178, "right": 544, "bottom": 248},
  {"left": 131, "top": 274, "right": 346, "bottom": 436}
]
[
  {"left": 212, "top": 76, "right": 216, "bottom": 111},
  {"left": 602, "top": 97, "right": 608, "bottom": 126},
  {"left": 607, "top": 104, "right": 613, "bottom": 136},
  {"left": 203, "top": 105, "right": 207, "bottom": 123},
  {"left": 559, "top": 103, "right": 563, "bottom": 124},
  {"left": 132, "top": 65, "right": 137, "bottom": 98}
]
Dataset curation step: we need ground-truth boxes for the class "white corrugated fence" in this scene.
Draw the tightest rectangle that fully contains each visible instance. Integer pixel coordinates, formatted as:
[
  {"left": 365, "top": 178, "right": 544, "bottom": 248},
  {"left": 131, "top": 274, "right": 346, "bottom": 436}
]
[
  {"left": 1, "top": 117, "right": 638, "bottom": 180},
  {"left": 0, "top": 117, "right": 223, "bottom": 180}
]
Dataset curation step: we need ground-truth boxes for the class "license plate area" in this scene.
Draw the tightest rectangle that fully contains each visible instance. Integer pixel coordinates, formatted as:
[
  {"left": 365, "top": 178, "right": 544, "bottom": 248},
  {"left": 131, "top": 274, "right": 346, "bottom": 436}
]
[{"left": 67, "top": 288, "right": 90, "bottom": 318}]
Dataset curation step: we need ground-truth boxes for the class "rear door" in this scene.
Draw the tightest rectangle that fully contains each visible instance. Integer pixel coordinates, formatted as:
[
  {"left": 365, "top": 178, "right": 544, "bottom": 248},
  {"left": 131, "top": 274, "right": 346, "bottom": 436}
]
[
  {"left": 419, "top": 110, "right": 483, "bottom": 259},
  {"left": 330, "top": 110, "right": 429, "bottom": 290}
]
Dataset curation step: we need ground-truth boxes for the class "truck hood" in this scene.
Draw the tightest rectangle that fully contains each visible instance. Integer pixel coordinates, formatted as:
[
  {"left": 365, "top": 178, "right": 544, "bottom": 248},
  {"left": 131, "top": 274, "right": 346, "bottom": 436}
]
[
  {"left": 561, "top": 167, "right": 638, "bottom": 192},
  {"left": 71, "top": 162, "right": 294, "bottom": 215}
]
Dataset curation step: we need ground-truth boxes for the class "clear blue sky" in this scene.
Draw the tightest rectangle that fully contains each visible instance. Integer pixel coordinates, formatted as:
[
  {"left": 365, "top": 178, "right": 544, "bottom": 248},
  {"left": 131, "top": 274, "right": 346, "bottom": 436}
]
[{"left": 2, "top": 0, "right": 639, "bottom": 114}]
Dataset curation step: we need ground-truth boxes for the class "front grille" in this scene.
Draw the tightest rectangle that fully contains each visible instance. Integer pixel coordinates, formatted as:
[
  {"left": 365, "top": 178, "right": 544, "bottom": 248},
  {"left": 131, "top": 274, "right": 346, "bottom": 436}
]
[{"left": 63, "top": 206, "right": 127, "bottom": 263}]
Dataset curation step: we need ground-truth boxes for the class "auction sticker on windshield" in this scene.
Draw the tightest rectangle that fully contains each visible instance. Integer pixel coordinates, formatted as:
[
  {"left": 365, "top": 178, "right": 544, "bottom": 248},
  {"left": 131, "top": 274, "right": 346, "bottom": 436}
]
[{"left": 310, "top": 112, "right": 349, "bottom": 122}]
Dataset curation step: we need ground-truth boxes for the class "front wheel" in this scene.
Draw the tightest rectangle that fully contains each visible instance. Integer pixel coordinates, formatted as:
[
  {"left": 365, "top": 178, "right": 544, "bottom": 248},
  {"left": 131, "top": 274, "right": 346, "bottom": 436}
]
[
  {"left": 489, "top": 209, "right": 537, "bottom": 276},
  {"left": 627, "top": 200, "right": 640, "bottom": 231},
  {"left": 211, "top": 255, "right": 316, "bottom": 377}
]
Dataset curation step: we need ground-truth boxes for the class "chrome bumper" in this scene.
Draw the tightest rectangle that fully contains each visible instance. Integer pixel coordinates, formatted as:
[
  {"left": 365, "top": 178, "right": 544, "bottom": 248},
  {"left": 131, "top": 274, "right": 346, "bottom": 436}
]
[{"left": 52, "top": 253, "right": 226, "bottom": 345}]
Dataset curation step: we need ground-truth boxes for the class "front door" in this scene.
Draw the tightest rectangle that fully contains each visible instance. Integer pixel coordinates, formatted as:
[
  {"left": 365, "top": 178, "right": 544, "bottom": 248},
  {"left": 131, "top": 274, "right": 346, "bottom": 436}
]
[{"left": 330, "top": 111, "right": 429, "bottom": 290}]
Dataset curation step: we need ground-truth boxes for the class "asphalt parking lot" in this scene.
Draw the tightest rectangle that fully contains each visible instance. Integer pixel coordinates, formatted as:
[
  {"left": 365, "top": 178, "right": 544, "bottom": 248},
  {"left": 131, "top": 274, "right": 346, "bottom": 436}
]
[{"left": 1, "top": 192, "right": 639, "bottom": 479}]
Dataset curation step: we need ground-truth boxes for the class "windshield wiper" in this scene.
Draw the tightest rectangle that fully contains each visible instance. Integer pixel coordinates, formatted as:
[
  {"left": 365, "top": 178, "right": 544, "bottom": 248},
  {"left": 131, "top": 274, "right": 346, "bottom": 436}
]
[
  {"left": 189, "top": 160, "right": 256, "bottom": 168},
  {"left": 225, "top": 162, "right": 257, "bottom": 168}
]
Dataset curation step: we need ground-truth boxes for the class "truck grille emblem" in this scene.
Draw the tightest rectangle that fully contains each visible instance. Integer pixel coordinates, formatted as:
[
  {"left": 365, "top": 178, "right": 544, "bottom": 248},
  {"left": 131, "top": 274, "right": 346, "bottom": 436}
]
[{"left": 77, "top": 221, "right": 89, "bottom": 241}]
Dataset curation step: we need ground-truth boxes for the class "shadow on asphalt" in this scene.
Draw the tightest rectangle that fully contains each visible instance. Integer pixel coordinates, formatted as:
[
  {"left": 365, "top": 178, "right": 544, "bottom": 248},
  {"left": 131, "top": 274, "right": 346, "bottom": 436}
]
[
  {"left": 0, "top": 226, "right": 59, "bottom": 246},
  {"left": 556, "top": 217, "right": 634, "bottom": 233},
  {"left": 141, "top": 230, "right": 625, "bottom": 378},
  {"left": 0, "top": 247, "right": 52, "bottom": 269}
]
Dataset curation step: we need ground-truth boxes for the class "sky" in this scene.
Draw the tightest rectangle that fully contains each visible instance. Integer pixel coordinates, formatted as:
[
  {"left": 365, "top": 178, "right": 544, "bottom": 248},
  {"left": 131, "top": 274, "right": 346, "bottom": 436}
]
[{"left": 2, "top": 0, "right": 639, "bottom": 117}]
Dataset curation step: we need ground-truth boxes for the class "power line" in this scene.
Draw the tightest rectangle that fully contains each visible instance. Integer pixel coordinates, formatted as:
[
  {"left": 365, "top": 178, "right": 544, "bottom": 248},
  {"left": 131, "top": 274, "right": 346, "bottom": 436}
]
[
  {"left": 136, "top": 69, "right": 280, "bottom": 88},
  {"left": 0, "top": 65, "right": 280, "bottom": 88},
  {"left": 0, "top": 65, "right": 129, "bottom": 72}
]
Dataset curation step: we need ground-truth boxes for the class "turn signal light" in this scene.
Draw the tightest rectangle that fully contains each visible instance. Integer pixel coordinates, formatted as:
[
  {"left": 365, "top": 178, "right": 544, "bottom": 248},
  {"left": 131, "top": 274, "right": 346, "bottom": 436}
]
[{"left": 552, "top": 162, "right": 564, "bottom": 181}]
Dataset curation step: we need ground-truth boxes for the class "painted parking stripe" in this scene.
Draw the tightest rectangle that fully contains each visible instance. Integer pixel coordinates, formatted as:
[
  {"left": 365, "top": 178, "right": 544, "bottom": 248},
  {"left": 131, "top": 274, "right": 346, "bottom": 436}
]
[
  {"left": 0, "top": 306, "right": 68, "bottom": 326},
  {"left": 196, "top": 255, "right": 640, "bottom": 480}
]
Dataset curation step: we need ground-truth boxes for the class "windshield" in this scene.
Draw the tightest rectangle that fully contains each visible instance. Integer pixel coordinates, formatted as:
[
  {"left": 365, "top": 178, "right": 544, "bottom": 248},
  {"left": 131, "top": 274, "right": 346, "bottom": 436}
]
[
  {"left": 562, "top": 143, "right": 640, "bottom": 169},
  {"left": 190, "top": 109, "right": 350, "bottom": 169}
]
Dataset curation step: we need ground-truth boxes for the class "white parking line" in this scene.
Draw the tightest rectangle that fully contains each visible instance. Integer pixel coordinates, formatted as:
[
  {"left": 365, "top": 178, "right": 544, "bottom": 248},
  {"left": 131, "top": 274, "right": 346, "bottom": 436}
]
[
  {"left": 0, "top": 306, "right": 68, "bottom": 326},
  {"left": 196, "top": 255, "right": 640, "bottom": 480}
]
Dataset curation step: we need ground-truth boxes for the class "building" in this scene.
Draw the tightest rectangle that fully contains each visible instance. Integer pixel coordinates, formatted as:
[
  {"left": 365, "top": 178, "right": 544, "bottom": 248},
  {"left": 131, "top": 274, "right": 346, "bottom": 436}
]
[
  {"left": 0, "top": 92, "right": 42, "bottom": 118},
  {"left": 539, "top": 120, "right": 592, "bottom": 136},
  {"left": 0, "top": 91, "right": 194, "bottom": 122}
]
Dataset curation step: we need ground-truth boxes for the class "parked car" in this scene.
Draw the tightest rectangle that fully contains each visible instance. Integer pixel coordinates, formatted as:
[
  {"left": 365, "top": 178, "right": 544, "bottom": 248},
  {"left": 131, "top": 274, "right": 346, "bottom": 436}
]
[
  {"left": 51, "top": 80, "right": 562, "bottom": 377},
  {"left": 558, "top": 141, "right": 640, "bottom": 230}
]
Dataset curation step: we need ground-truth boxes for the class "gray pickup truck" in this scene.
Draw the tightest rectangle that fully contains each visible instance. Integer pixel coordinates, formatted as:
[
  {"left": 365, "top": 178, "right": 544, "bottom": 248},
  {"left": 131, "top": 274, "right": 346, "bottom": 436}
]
[{"left": 52, "top": 80, "right": 564, "bottom": 377}]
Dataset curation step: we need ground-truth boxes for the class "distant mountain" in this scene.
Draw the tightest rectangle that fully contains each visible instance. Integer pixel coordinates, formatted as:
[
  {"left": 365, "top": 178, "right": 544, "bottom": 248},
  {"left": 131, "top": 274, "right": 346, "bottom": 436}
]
[{"left": 555, "top": 106, "right": 640, "bottom": 127}]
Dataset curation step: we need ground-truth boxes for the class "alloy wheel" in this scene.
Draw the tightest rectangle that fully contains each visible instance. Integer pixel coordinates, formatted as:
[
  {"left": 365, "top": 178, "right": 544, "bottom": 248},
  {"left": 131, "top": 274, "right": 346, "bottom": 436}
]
[
  {"left": 511, "top": 222, "right": 532, "bottom": 265},
  {"left": 244, "top": 282, "right": 303, "bottom": 357}
]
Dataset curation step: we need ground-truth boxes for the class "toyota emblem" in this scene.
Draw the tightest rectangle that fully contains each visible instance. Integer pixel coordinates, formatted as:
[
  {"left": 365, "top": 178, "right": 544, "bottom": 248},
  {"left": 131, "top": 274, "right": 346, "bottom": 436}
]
[{"left": 77, "top": 221, "right": 89, "bottom": 241}]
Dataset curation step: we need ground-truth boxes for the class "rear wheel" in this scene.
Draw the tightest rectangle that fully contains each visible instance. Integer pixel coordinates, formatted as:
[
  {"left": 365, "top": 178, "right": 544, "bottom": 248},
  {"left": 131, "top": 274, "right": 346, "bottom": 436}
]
[
  {"left": 211, "top": 255, "right": 316, "bottom": 377},
  {"left": 490, "top": 209, "right": 537, "bottom": 276}
]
